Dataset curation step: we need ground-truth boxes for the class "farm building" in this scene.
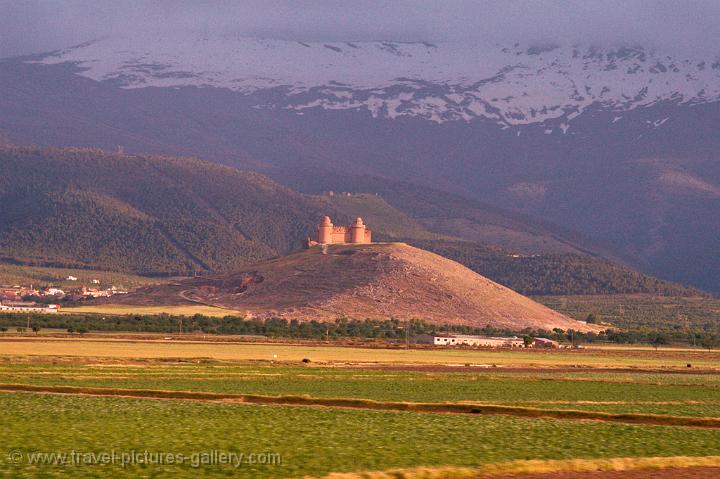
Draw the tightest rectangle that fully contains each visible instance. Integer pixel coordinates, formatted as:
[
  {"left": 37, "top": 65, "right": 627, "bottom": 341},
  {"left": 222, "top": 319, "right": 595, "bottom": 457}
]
[
  {"left": 419, "top": 334, "right": 524, "bottom": 348},
  {"left": 0, "top": 302, "right": 59, "bottom": 313}
]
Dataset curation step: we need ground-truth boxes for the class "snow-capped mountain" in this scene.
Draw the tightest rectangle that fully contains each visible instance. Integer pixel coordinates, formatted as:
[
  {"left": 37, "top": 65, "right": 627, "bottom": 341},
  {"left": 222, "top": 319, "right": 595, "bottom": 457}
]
[
  {"left": 2, "top": 34, "right": 720, "bottom": 292},
  {"left": 34, "top": 35, "right": 720, "bottom": 125}
]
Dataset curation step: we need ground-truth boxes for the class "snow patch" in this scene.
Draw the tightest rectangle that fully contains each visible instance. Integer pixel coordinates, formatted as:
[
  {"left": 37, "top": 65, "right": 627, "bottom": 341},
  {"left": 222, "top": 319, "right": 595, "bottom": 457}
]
[{"left": 32, "top": 35, "right": 720, "bottom": 125}]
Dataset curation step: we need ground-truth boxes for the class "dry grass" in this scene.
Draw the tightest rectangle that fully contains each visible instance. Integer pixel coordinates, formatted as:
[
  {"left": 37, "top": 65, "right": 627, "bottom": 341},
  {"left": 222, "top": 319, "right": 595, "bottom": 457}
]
[
  {"left": 62, "top": 304, "right": 240, "bottom": 317},
  {"left": 1, "top": 337, "right": 720, "bottom": 368},
  {"left": 310, "top": 456, "right": 720, "bottom": 478},
  {"left": 3, "top": 383, "right": 720, "bottom": 429}
]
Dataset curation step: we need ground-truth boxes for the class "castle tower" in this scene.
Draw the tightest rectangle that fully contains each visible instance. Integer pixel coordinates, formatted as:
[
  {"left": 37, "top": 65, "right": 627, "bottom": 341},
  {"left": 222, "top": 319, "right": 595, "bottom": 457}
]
[
  {"left": 350, "top": 217, "right": 366, "bottom": 243},
  {"left": 317, "top": 216, "right": 334, "bottom": 244}
]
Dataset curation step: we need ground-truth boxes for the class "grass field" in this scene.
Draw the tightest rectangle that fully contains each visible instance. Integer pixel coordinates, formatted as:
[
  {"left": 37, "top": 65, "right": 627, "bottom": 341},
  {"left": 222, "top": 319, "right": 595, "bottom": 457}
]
[
  {"left": 2, "top": 361, "right": 720, "bottom": 417},
  {"left": 3, "top": 392, "right": 720, "bottom": 478},
  {"left": 3, "top": 341, "right": 720, "bottom": 477}
]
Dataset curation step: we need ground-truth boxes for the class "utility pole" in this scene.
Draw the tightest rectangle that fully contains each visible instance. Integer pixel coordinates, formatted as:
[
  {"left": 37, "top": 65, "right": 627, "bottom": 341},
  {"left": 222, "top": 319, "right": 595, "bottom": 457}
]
[{"left": 405, "top": 320, "right": 410, "bottom": 349}]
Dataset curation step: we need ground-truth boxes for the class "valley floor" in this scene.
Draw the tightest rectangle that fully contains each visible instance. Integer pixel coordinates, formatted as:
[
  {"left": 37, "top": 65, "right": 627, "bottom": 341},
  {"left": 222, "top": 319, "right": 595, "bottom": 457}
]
[{"left": 2, "top": 340, "right": 720, "bottom": 478}]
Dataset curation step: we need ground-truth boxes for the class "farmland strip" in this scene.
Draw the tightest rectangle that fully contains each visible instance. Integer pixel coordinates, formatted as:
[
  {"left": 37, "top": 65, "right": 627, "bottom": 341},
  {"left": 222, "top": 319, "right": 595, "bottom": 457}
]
[{"left": 2, "top": 383, "right": 720, "bottom": 428}]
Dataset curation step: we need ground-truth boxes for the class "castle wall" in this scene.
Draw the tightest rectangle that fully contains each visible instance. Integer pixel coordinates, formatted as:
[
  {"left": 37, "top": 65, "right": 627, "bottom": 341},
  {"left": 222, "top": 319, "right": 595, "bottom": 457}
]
[
  {"left": 331, "top": 229, "right": 348, "bottom": 243},
  {"left": 316, "top": 217, "right": 372, "bottom": 244}
]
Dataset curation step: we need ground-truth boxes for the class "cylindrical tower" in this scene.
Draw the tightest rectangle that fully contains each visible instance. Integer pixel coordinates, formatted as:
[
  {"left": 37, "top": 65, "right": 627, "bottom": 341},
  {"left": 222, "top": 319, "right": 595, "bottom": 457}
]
[
  {"left": 350, "top": 217, "right": 366, "bottom": 243},
  {"left": 318, "top": 216, "right": 334, "bottom": 244}
]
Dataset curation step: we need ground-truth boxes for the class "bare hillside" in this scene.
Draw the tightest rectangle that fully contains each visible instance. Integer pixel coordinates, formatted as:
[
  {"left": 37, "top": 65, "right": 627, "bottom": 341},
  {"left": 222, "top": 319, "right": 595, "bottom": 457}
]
[{"left": 106, "top": 243, "right": 596, "bottom": 331}]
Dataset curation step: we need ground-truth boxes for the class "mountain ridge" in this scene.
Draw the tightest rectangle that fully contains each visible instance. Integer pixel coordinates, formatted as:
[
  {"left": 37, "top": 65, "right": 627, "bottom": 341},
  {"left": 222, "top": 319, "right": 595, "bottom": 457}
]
[
  {"left": 0, "top": 145, "right": 699, "bottom": 297},
  {"left": 30, "top": 37, "right": 720, "bottom": 125}
]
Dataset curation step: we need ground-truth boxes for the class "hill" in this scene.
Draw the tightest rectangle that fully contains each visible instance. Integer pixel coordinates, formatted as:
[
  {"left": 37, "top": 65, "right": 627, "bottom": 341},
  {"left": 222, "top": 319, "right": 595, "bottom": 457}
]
[
  {"left": 0, "top": 145, "right": 322, "bottom": 275},
  {"left": 95, "top": 243, "right": 596, "bottom": 331},
  {"left": 536, "top": 295, "right": 720, "bottom": 339},
  {"left": 409, "top": 240, "right": 703, "bottom": 297},
  {"left": 314, "top": 192, "right": 700, "bottom": 297}
]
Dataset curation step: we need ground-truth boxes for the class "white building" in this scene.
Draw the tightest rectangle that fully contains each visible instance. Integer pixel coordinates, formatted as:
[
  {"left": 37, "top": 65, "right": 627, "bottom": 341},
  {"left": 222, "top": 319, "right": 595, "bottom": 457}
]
[
  {"left": 43, "top": 288, "right": 65, "bottom": 296},
  {"left": 431, "top": 335, "right": 524, "bottom": 348},
  {"left": 0, "top": 302, "right": 59, "bottom": 313}
]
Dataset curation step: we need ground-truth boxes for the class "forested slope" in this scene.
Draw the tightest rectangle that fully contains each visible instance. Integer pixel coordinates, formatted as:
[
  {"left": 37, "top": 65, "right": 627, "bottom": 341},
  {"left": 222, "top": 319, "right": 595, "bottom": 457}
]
[{"left": 0, "top": 145, "right": 321, "bottom": 274}]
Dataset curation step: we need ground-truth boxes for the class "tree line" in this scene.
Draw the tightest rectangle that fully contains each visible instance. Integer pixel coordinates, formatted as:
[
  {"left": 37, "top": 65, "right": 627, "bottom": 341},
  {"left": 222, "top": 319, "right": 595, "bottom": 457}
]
[{"left": 1, "top": 313, "right": 718, "bottom": 349}]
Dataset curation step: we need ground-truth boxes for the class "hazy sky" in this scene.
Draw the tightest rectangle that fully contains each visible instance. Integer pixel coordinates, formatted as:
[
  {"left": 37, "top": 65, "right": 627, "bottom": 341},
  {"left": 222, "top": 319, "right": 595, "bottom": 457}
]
[{"left": 1, "top": 0, "right": 719, "bottom": 58}]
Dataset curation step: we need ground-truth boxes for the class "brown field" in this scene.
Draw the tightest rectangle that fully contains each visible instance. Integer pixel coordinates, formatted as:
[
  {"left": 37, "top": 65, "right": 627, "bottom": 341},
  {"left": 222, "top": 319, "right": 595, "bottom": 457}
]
[
  {"left": 479, "top": 468, "right": 720, "bottom": 479},
  {"left": 1, "top": 337, "right": 719, "bottom": 369},
  {"left": 312, "top": 457, "right": 720, "bottom": 479}
]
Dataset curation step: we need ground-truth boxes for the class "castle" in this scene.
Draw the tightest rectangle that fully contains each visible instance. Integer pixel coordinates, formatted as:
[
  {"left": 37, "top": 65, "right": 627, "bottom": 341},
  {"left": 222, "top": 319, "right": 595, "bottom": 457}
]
[{"left": 309, "top": 216, "right": 372, "bottom": 245}]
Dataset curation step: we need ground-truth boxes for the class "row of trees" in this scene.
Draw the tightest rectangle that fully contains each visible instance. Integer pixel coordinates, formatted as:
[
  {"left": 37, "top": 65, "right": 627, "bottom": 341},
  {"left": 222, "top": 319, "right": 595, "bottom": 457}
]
[{"left": 1, "top": 313, "right": 719, "bottom": 349}]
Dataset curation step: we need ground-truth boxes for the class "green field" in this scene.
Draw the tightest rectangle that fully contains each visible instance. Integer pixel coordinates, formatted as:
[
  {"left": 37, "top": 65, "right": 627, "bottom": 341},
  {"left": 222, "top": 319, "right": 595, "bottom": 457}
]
[
  {"left": 2, "top": 392, "right": 720, "bottom": 478},
  {"left": 2, "top": 362, "right": 720, "bottom": 417},
  {"left": 3, "top": 345, "right": 720, "bottom": 478}
]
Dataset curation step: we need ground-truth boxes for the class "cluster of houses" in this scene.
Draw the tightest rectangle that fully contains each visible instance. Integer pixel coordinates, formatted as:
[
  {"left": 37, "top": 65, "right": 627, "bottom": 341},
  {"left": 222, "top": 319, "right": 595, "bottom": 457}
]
[
  {"left": 1, "top": 285, "right": 127, "bottom": 301},
  {"left": 0, "top": 283, "right": 128, "bottom": 313},
  {"left": 416, "top": 334, "right": 561, "bottom": 348}
]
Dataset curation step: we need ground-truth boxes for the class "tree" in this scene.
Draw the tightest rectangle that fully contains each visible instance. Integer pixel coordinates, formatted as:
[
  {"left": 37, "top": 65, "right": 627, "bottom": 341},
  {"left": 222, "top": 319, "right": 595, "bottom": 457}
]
[
  {"left": 523, "top": 335, "right": 534, "bottom": 348},
  {"left": 699, "top": 334, "right": 720, "bottom": 352},
  {"left": 31, "top": 325, "right": 40, "bottom": 335},
  {"left": 585, "top": 313, "right": 598, "bottom": 324},
  {"left": 650, "top": 333, "right": 669, "bottom": 350}
]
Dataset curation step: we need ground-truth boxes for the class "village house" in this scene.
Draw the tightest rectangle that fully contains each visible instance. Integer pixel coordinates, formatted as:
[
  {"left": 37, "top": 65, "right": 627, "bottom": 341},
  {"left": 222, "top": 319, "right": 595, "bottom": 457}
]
[{"left": 42, "top": 287, "right": 65, "bottom": 297}]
